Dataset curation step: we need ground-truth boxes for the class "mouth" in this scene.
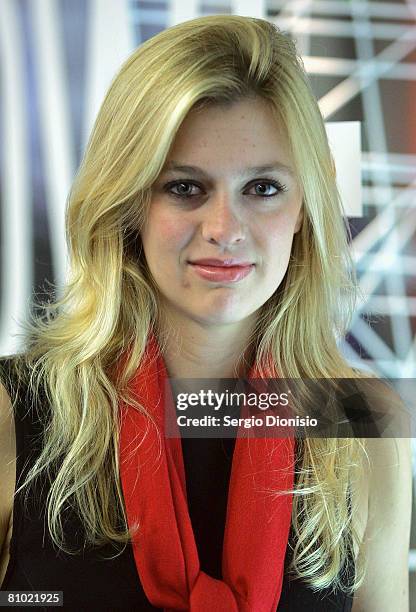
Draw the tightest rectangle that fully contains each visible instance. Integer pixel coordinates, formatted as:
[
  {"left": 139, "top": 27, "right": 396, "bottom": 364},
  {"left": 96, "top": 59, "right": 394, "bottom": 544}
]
[
  {"left": 188, "top": 258, "right": 253, "bottom": 267},
  {"left": 187, "top": 262, "right": 255, "bottom": 283}
]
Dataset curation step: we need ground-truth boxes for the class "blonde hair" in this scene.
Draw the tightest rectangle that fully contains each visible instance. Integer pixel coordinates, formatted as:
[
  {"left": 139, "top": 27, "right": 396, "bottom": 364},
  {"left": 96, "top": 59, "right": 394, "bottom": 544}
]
[{"left": 6, "top": 14, "right": 367, "bottom": 594}]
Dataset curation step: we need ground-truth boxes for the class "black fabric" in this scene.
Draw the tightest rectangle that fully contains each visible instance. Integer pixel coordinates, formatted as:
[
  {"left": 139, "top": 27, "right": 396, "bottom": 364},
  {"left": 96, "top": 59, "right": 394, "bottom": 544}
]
[{"left": 0, "top": 357, "right": 354, "bottom": 611}]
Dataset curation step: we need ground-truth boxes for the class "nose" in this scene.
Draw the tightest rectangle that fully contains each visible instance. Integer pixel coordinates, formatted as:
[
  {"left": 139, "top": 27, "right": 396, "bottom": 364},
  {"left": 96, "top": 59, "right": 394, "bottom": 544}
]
[{"left": 201, "top": 194, "right": 246, "bottom": 246}]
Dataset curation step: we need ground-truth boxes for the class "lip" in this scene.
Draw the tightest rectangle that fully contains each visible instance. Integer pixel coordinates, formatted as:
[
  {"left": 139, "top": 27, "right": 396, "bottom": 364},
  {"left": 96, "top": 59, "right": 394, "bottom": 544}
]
[
  {"left": 188, "top": 258, "right": 254, "bottom": 267},
  {"left": 188, "top": 262, "right": 255, "bottom": 283}
]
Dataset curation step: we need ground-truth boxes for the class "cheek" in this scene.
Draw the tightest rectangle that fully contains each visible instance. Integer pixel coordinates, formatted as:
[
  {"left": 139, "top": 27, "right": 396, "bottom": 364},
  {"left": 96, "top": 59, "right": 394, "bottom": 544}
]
[
  {"left": 143, "top": 210, "right": 192, "bottom": 257},
  {"left": 260, "top": 213, "right": 298, "bottom": 255}
]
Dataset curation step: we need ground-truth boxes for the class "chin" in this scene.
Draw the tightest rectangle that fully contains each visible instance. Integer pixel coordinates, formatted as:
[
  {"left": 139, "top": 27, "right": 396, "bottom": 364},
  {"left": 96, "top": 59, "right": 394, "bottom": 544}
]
[{"left": 190, "top": 309, "right": 248, "bottom": 326}]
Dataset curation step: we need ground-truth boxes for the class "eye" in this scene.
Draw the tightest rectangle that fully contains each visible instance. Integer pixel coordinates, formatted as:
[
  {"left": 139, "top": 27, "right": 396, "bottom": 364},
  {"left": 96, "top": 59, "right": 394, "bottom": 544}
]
[
  {"left": 244, "top": 180, "right": 288, "bottom": 197},
  {"left": 166, "top": 181, "right": 203, "bottom": 198},
  {"left": 163, "top": 178, "right": 288, "bottom": 200}
]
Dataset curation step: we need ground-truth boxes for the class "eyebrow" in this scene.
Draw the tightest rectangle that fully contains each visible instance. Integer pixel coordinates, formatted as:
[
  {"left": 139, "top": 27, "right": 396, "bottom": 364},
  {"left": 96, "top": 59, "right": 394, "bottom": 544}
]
[{"left": 161, "top": 161, "right": 295, "bottom": 178}]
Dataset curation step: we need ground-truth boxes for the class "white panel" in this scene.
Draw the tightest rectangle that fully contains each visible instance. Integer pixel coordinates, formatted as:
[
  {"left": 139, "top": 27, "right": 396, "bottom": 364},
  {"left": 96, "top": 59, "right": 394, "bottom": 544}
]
[
  {"left": 169, "top": 0, "right": 199, "bottom": 26},
  {"left": 270, "top": 0, "right": 416, "bottom": 20},
  {"left": 326, "top": 121, "right": 362, "bottom": 217},
  {"left": 30, "top": 0, "right": 74, "bottom": 292},
  {"left": 84, "top": 0, "right": 135, "bottom": 149},
  {"left": 232, "top": 0, "right": 266, "bottom": 18},
  {"left": 0, "top": 0, "right": 32, "bottom": 356}
]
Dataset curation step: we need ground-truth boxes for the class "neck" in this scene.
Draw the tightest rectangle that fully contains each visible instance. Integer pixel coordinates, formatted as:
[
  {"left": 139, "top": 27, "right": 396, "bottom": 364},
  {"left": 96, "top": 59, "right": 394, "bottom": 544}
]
[{"left": 155, "top": 309, "right": 257, "bottom": 379}]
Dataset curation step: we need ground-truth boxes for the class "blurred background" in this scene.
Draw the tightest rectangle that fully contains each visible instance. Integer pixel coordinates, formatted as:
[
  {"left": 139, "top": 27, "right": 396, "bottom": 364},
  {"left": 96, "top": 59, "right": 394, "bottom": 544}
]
[{"left": 0, "top": 0, "right": 415, "bottom": 604}]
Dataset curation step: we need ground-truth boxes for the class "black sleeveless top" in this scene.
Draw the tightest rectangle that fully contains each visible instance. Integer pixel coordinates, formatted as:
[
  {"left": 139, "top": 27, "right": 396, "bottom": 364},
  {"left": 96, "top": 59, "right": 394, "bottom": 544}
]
[{"left": 0, "top": 358, "right": 354, "bottom": 611}]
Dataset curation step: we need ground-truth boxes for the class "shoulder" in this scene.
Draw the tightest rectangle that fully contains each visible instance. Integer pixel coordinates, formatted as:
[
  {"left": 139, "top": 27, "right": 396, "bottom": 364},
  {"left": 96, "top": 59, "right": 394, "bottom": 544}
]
[
  {"left": 349, "top": 372, "right": 412, "bottom": 610},
  {"left": 0, "top": 356, "right": 19, "bottom": 496},
  {"left": 0, "top": 373, "right": 15, "bottom": 481},
  {"left": 0, "top": 355, "right": 46, "bottom": 425},
  {"left": 0, "top": 356, "right": 28, "bottom": 412},
  {"left": 364, "top": 436, "right": 412, "bottom": 530},
  {"left": 347, "top": 372, "right": 411, "bottom": 438},
  {"left": 351, "top": 436, "right": 412, "bottom": 612},
  {"left": 0, "top": 371, "right": 16, "bottom": 586}
]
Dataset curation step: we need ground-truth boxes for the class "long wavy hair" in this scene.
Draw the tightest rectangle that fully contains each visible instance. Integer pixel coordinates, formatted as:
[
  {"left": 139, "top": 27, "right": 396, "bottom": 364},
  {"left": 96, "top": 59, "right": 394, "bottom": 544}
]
[{"left": 5, "top": 14, "right": 367, "bottom": 594}]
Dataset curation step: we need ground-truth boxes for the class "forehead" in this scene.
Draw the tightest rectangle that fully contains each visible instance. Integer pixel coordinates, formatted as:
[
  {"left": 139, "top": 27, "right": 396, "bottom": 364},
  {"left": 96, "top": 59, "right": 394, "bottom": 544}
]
[{"left": 164, "top": 97, "right": 293, "bottom": 171}]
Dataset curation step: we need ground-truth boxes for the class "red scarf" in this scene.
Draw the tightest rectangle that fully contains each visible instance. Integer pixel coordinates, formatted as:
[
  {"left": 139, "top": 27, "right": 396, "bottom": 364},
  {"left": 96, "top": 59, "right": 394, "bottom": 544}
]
[{"left": 119, "top": 334, "right": 295, "bottom": 611}]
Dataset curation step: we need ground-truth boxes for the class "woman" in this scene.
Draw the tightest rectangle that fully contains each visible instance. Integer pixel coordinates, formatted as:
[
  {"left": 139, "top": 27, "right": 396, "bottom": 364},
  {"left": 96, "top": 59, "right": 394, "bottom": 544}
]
[{"left": 0, "top": 14, "right": 411, "bottom": 612}]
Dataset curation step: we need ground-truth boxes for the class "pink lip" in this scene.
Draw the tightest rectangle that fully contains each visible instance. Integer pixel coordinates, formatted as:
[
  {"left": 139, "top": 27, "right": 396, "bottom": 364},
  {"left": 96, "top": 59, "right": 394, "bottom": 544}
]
[
  {"left": 188, "top": 262, "right": 254, "bottom": 282},
  {"left": 189, "top": 258, "right": 253, "bottom": 267}
]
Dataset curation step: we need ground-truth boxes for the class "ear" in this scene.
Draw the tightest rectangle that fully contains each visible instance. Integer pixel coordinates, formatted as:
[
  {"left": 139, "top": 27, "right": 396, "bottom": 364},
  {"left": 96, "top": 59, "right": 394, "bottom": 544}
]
[{"left": 294, "top": 207, "right": 303, "bottom": 234}]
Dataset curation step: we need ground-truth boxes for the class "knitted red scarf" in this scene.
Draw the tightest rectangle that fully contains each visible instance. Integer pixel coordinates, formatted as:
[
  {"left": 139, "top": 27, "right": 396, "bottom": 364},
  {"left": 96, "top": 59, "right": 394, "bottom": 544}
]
[{"left": 119, "top": 334, "right": 295, "bottom": 611}]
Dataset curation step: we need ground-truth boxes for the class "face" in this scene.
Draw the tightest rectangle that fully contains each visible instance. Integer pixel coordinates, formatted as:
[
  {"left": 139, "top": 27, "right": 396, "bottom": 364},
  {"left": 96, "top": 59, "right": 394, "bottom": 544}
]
[{"left": 141, "top": 97, "right": 303, "bottom": 328}]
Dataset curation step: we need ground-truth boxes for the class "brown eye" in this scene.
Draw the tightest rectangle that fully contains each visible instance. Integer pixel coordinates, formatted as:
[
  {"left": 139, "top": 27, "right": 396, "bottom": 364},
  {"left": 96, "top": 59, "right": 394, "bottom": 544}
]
[
  {"left": 167, "top": 181, "right": 203, "bottom": 198},
  {"left": 245, "top": 180, "right": 287, "bottom": 197}
]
